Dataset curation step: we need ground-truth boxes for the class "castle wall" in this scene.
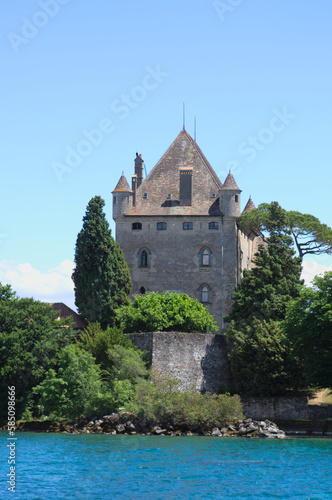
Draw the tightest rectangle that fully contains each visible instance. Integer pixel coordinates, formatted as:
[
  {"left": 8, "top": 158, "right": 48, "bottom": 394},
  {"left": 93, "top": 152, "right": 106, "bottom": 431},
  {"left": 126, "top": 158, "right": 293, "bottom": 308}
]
[
  {"left": 128, "top": 332, "right": 231, "bottom": 393},
  {"left": 117, "top": 216, "right": 224, "bottom": 329}
]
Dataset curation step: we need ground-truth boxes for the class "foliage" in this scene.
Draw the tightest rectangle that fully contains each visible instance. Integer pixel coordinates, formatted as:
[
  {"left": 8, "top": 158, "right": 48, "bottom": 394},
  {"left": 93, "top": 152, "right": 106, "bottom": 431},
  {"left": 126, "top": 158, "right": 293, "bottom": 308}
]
[
  {"left": 238, "top": 201, "right": 332, "bottom": 261},
  {"left": 127, "top": 373, "right": 244, "bottom": 426},
  {"left": 116, "top": 292, "right": 218, "bottom": 333},
  {"left": 0, "top": 284, "right": 75, "bottom": 421},
  {"left": 226, "top": 206, "right": 303, "bottom": 326},
  {"left": 72, "top": 196, "right": 131, "bottom": 327},
  {"left": 226, "top": 319, "right": 304, "bottom": 396},
  {"left": 78, "top": 322, "right": 137, "bottom": 372},
  {"left": 33, "top": 345, "right": 115, "bottom": 420},
  {"left": 284, "top": 272, "right": 332, "bottom": 388},
  {"left": 107, "top": 345, "right": 149, "bottom": 385}
]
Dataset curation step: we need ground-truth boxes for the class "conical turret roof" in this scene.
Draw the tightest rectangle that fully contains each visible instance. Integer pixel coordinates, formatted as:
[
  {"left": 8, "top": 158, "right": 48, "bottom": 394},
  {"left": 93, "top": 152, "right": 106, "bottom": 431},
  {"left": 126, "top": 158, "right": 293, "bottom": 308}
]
[
  {"left": 112, "top": 174, "right": 132, "bottom": 193},
  {"left": 242, "top": 197, "right": 256, "bottom": 214},
  {"left": 221, "top": 171, "right": 241, "bottom": 191}
]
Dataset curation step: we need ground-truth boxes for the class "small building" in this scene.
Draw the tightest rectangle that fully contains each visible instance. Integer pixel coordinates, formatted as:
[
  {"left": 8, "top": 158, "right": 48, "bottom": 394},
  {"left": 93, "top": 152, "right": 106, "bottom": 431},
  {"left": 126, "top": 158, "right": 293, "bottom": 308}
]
[
  {"left": 50, "top": 302, "right": 87, "bottom": 331},
  {"left": 112, "top": 129, "right": 262, "bottom": 330}
]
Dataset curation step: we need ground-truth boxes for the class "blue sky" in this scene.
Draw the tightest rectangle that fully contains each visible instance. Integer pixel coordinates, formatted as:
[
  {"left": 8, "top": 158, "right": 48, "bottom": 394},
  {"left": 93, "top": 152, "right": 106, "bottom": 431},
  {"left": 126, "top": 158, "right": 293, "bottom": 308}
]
[{"left": 1, "top": 0, "right": 331, "bottom": 310}]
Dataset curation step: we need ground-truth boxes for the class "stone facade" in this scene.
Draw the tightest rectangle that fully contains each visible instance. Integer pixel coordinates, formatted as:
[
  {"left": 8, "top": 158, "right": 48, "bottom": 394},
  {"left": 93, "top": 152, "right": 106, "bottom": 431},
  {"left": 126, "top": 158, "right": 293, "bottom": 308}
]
[
  {"left": 113, "top": 129, "right": 262, "bottom": 330},
  {"left": 128, "top": 332, "right": 231, "bottom": 393}
]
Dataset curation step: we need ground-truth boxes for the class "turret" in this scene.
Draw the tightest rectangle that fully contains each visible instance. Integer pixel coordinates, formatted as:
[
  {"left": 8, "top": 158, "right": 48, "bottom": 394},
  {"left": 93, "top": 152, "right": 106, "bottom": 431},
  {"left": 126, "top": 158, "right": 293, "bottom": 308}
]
[
  {"left": 219, "top": 172, "right": 242, "bottom": 218},
  {"left": 112, "top": 174, "right": 133, "bottom": 220}
]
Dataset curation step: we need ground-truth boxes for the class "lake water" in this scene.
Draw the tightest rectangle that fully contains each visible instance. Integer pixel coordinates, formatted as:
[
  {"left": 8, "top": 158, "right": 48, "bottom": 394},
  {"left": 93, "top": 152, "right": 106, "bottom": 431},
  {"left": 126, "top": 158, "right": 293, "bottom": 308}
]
[{"left": 0, "top": 433, "right": 331, "bottom": 499}]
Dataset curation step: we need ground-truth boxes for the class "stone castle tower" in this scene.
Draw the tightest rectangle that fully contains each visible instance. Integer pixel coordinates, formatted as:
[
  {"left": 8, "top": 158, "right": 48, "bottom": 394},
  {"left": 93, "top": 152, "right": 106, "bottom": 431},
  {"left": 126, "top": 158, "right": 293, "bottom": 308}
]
[{"left": 112, "top": 129, "right": 261, "bottom": 330}]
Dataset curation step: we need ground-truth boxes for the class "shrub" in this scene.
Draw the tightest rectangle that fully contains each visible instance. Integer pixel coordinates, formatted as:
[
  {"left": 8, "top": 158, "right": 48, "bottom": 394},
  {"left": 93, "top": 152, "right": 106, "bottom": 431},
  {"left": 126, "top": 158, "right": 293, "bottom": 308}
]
[{"left": 116, "top": 292, "right": 218, "bottom": 333}]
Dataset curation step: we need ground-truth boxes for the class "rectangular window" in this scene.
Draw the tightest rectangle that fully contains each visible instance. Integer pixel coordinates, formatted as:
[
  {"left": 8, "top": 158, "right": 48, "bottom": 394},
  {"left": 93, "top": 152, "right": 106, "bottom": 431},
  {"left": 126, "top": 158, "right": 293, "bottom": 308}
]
[{"left": 183, "top": 222, "right": 193, "bottom": 230}]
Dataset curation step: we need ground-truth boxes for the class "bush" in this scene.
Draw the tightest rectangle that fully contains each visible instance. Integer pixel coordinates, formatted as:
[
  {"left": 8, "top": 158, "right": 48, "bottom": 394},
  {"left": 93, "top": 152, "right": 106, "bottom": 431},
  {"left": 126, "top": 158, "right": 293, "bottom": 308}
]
[
  {"left": 116, "top": 292, "right": 218, "bottom": 333},
  {"left": 126, "top": 373, "right": 243, "bottom": 426}
]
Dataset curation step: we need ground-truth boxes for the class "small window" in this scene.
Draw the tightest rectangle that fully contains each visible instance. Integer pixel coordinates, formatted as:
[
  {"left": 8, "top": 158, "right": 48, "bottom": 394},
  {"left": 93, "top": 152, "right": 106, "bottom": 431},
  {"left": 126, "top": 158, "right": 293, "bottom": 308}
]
[
  {"left": 140, "top": 250, "right": 148, "bottom": 267},
  {"left": 201, "top": 286, "right": 209, "bottom": 303},
  {"left": 211, "top": 193, "right": 216, "bottom": 199},
  {"left": 235, "top": 195, "right": 239, "bottom": 202},
  {"left": 209, "top": 222, "right": 219, "bottom": 230},
  {"left": 157, "top": 222, "right": 167, "bottom": 230},
  {"left": 183, "top": 222, "right": 193, "bottom": 230},
  {"left": 143, "top": 193, "right": 148, "bottom": 199},
  {"left": 200, "top": 247, "right": 212, "bottom": 267},
  {"left": 114, "top": 196, "right": 116, "bottom": 204},
  {"left": 202, "top": 249, "right": 210, "bottom": 266},
  {"left": 137, "top": 247, "right": 151, "bottom": 267},
  {"left": 139, "top": 286, "right": 146, "bottom": 295},
  {"left": 132, "top": 222, "right": 142, "bottom": 230},
  {"left": 167, "top": 193, "right": 172, "bottom": 200}
]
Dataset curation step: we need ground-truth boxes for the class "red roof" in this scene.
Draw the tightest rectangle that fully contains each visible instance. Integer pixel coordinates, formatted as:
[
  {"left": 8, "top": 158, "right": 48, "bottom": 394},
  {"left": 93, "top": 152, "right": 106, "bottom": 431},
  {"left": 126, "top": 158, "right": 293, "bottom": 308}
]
[
  {"left": 50, "top": 303, "right": 87, "bottom": 330},
  {"left": 221, "top": 172, "right": 241, "bottom": 191},
  {"left": 242, "top": 197, "right": 256, "bottom": 214},
  {"left": 112, "top": 174, "right": 132, "bottom": 193}
]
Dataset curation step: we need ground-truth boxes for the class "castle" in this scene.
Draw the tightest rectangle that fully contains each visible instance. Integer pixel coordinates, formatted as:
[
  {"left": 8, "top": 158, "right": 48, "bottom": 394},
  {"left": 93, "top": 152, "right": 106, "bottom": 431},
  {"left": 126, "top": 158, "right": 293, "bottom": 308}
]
[{"left": 112, "top": 129, "right": 262, "bottom": 330}]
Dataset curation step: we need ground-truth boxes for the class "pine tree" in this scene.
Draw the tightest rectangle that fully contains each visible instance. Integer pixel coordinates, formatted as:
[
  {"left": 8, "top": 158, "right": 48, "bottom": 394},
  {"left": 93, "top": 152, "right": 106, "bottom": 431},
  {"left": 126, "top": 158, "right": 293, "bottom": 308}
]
[
  {"left": 226, "top": 203, "right": 303, "bottom": 326},
  {"left": 72, "top": 196, "right": 131, "bottom": 326}
]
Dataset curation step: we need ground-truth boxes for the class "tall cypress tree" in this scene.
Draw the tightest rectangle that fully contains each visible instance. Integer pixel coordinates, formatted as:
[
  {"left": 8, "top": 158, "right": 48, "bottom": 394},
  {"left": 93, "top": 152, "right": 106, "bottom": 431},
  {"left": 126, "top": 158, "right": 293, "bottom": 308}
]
[{"left": 72, "top": 196, "right": 131, "bottom": 326}]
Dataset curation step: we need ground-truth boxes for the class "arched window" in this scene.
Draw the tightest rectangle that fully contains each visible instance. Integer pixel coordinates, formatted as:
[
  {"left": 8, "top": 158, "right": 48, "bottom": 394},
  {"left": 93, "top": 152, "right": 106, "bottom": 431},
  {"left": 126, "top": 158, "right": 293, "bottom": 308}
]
[
  {"left": 137, "top": 247, "right": 151, "bottom": 267},
  {"left": 199, "top": 247, "right": 212, "bottom": 267},
  {"left": 183, "top": 222, "right": 193, "bottom": 230},
  {"left": 209, "top": 222, "right": 219, "bottom": 230},
  {"left": 157, "top": 222, "right": 167, "bottom": 230},
  {"left": 141, "top": 250, "right": 148, "bottom": 267},
  {"left": 201, "top": 286, "right": 209, "bottom": 303},
  {"left": 139, "top": 285, "right": 146, "bottom": 294},
  {"left": 132, "top": 222, "right": 142, "bottom": 230}
]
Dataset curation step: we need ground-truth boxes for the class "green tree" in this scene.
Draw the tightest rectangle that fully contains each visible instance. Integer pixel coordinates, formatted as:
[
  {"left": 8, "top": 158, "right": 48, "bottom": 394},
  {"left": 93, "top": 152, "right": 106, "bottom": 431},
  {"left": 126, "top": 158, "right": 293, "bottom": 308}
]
[
  {"left": 226, "top": 319, "right": 303, "bottom": 396},
  {"left": 72, "top": 196, "right": 131, "bottom": 326},
  {"left": 226, "top": 204, "right": 303, "bottom": 326},
  {"left": 116, "top": 292, "right": 218, "bottom": 333},
  {"left": 0, "top": 284, "right": 75, "bottom": 421},
  {"left": 284, "top": 271, "right": 332, "bottom": 388},
  {"left": 238, "top": 201, "right": 332, "bottom": 261},
  {"left": 33, "top": 345, "right": 113, "bottom": 420},
  {"left": 78, "top": 322, "right": 148, "bottom": 384}
]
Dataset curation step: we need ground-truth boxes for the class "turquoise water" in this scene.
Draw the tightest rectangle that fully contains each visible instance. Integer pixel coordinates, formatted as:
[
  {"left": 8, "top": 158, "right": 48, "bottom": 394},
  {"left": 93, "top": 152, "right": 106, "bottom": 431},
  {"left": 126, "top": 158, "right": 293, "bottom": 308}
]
[{"left": 0, "top": 433, "right": 331, "bottom": 499}]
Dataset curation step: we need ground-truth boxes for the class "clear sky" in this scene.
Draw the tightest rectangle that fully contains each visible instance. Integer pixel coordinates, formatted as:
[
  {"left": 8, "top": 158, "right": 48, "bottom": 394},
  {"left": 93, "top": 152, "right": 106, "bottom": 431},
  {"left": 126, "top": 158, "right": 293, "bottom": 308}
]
[{"left": 1, "top": 0, "right": 331, "bottom": 310}]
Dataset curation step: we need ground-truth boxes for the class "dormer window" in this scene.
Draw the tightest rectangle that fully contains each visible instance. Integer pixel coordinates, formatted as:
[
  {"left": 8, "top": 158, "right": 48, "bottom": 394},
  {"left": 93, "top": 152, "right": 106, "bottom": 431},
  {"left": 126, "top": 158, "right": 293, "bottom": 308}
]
[{"left": 143, "top": 193, "right": 148, "bottom": 199}]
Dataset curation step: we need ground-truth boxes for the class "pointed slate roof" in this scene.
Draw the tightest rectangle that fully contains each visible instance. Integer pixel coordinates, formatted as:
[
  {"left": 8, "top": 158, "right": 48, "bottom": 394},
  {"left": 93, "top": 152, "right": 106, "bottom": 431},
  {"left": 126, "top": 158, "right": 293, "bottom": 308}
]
[
  {"left": 112, "top": 174, "right": 132, "bottom": 193},
  {"left": 125, "top": 130, "right": 223, "bottom": 216},
  {"left": 242, "top": 197, "right": 256, "bottom": 214},
  {"left": 221, "top": 171, "right": 241, "bottom": 191}
]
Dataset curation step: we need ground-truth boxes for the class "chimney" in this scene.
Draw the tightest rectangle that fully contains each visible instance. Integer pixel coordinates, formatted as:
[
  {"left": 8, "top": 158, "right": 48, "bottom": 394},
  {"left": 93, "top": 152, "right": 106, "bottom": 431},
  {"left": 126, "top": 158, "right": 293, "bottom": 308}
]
[
  {"left": 131, "top": 174, "right": 137, "bottom": 206},
  {"left": 179, "top": 167, "right": 193, "bottom": 206},
  {"left": 134, "top": 153, "right": 144, "bottom": 188}
]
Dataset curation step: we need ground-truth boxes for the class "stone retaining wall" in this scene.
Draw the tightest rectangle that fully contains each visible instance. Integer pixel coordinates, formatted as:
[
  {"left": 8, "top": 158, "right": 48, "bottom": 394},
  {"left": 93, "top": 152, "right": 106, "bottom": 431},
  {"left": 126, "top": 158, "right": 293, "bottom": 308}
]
[{"left": 128, "top": 332, "right": 231, "bottom": 393}]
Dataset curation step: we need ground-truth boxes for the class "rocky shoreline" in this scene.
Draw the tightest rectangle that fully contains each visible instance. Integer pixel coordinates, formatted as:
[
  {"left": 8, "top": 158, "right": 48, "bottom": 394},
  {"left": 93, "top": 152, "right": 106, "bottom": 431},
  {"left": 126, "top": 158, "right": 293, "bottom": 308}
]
[{"left": 11, "top": 415, "right": 286, "bottom": 438}]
